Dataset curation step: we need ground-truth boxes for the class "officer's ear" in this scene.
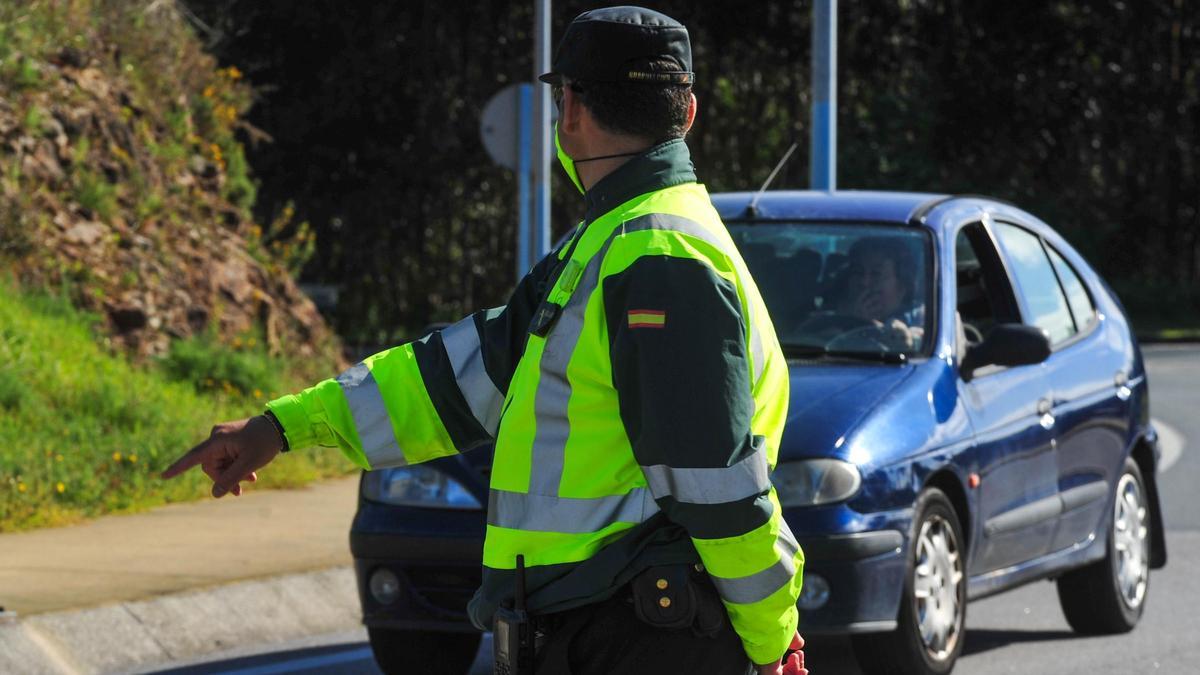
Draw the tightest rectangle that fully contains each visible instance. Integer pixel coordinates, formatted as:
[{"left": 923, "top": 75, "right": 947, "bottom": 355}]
[
  {"left": 683, "top": 92, "right": 697, "bottom": 135},
  {"left": 561, "top": 84, "right": 584, "bottom": 135}
]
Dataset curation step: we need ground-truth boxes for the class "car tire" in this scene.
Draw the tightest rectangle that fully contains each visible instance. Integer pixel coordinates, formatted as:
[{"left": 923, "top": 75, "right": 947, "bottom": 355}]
[
  {"left": 852, "top": 488, "right": 966, "bottom": 675},
  {"left": 1056, "top": 457, "right": 1151, "bottom": 634},
  {"left": 367, "top": 628, "right": 481, "bottom": 675}
]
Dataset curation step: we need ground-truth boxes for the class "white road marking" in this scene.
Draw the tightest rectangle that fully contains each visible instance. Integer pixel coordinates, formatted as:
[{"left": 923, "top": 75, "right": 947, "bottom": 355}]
[
  {"left": 212, "top": 646, "right": 374, "bottom": 675},
  {"left": 1153, "top": 417, "right": 1185, "bottom": 472}
]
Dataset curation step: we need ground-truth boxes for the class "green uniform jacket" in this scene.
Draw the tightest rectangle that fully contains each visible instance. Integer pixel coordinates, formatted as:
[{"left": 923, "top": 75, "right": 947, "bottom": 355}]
[{"left": 267, "top": 140, "right": 803, "bottom": 665}]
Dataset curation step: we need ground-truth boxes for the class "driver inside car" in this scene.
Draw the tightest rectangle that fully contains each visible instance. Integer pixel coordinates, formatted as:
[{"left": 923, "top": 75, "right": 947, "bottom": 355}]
[
  {"left": 836, "top": 238, "right": 925, "bottom": 350},
  {"left": 785, "top": 236, "right": 925, "bottom": 352}
]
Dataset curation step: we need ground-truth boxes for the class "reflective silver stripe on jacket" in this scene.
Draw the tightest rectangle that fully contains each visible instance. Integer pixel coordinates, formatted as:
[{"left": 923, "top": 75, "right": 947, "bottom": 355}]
[
  {"left": 487, "top": 488, "right": 659, "bottom": 534},
  {"left": 527, "top": 212, "right": 766, "bottom": 495},
  {"left": 710, "top": 522, "right": 802, "bottom": 605},
  {"left": 440, "top": 312, "right": 504, "bottom": 435},
  {"left": 641, "top": 438, "right": 771, "bottom": 504},
  {"left": 336, "top": 363, "right": 407, "bottom": 468}
]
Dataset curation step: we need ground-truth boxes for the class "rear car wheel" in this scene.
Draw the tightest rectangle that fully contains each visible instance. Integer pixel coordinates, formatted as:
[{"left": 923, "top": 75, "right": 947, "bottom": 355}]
[
  {"left": 1056, "top": 458, "right": 1151, "bottom": 634},
  {"left": 367, "top": 628, "right": 481, "bottom": 675},
  {"left": 852, "top": 488, "right": 966, "bottom": 675}
]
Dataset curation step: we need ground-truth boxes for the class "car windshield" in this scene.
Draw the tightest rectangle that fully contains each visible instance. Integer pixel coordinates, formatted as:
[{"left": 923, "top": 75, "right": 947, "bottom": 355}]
[{"left": 730, "top": 222, "right": 933, "bottom": 359}]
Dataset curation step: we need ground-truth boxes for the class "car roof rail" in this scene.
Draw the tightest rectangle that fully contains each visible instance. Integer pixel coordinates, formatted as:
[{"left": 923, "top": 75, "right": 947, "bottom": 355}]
[{"left": 907, "top": 193, "right": 1017, "bottom": 226}]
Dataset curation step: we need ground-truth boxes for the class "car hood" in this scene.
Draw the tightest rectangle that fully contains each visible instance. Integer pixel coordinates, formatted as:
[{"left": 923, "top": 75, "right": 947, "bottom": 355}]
[{"left": 777, "top": 362, "right": 916, "bottom": 461}]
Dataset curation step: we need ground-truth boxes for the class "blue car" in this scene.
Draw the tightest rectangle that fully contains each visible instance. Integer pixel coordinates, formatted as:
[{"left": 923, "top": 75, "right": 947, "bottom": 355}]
[{"left": 351, "top": 191, "right": 1167, "bottom": 675}]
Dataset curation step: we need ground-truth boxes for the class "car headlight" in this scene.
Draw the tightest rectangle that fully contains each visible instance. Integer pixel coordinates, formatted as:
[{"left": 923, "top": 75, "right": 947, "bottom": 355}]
[
  {"left": 362, "top": 465, "right": 483, "bottom": 509},
  {"left": 771, "top": 459, "right": 862, "bottom": 506}
]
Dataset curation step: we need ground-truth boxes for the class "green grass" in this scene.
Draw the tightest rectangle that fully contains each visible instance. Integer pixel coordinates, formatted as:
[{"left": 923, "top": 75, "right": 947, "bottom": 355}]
[
  {"left": 0, "top": 282, "right": 354, "bottom": 532},
  {"left": 1138, "top": 327, "right": 1200, "bottom": 342}
]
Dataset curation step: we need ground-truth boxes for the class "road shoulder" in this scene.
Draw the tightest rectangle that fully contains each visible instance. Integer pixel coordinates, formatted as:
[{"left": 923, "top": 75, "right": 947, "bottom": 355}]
[{"left": 0, "top": 566, "right": 359, "bottom": 675}]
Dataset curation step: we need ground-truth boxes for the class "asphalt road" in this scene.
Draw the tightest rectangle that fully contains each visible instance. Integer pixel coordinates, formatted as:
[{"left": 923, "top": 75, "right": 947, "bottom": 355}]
[{"left": 141, "top": 344, "right": 1199, "bottom": 675}]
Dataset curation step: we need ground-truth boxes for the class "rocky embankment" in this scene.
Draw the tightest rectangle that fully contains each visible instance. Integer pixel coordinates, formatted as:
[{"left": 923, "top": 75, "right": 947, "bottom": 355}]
[{"left": 0, "top": 21, "right": 337, "bottom": 364}]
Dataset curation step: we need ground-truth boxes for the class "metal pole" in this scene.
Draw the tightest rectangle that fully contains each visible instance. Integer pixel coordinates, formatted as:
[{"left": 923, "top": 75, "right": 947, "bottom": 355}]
[
  {"left": 516, "top": 84, "right": 532, "bottom": 280},
  {"left": 532, "top": 0, "right": 552, "bottom": 259},
  {"left": 810, "top": 0, "right": 837, "bottom": 191}
]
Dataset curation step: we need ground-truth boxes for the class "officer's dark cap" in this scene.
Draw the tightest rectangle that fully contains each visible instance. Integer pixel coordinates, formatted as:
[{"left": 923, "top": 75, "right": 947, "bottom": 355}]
[{"left": 538, "top": 6, "right": 694, "bottom": 87}]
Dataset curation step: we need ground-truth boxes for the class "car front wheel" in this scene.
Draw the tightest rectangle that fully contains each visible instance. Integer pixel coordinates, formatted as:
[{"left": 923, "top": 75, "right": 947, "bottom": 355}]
[
  {"left": 852, "top": 487, "right": 967, "bottom": 675},
  {"left": 1056, "top": 457, "right": 1151, "bottom": 634},
  {"left": 367, "top": 628, "right": 481, "bottom": 675}
]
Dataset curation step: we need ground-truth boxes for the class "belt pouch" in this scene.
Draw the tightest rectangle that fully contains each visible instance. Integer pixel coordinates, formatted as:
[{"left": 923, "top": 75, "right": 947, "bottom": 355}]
[{"left": 630, "top": 564, "right": 696, "bottom": 630}]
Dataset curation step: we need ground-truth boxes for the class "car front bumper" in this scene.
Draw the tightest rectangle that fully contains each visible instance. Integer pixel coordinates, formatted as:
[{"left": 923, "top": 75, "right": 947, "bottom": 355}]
[
  {"left": 351, "top": 498, "right": 485, "bottom": 634},
  {"left": 794, "top": 530, "right": 907, "bottom": 633},
  {"left": 351, "top": 498, "right": 912, "bottom": 636}
]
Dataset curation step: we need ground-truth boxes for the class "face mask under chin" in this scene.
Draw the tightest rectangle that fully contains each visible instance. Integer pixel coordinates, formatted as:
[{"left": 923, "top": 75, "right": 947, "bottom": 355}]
[{"left": 555, "top": 123, "right": 586, "bottom": 194}]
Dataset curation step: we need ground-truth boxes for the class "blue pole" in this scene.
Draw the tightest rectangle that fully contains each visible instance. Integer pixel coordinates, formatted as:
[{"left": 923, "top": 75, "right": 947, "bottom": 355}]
[
  {"left": 532, "top": 0, "right": 552, "bottom": 259},
  {"left": 810, "top": 0, "right": 837, "bottom": 191},
  {"left": 517, "top": 84, "right": 532, "bottom": 279}
]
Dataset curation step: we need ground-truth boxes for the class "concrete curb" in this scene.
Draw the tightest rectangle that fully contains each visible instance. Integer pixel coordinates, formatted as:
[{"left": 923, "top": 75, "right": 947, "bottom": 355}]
[{"left": 0, "top": 567, "right": 360, "bottom": 675}]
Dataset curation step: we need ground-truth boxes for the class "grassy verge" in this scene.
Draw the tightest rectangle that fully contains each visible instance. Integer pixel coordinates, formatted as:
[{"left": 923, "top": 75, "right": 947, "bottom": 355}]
[
  {"left": 1137, "top": 327, "right": 1200, "bottom": 342},
  {"left": 0, "top": 282, "right": 353, "bottom": 532}
]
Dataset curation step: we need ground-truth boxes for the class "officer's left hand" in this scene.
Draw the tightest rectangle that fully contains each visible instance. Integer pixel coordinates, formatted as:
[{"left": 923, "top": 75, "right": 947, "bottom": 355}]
[{"left": 756, "top": 632, "right": 808, "bottom": 675}]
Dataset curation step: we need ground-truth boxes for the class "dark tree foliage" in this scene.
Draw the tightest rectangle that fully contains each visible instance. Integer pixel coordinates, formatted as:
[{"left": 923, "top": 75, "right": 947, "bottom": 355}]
[{"left": 185, "top": 0, "right": 1198, "bottom": 343}]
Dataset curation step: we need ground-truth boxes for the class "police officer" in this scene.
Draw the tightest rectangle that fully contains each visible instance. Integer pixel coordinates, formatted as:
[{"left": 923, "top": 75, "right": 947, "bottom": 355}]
[{"left": 164, "top": 6, "right": 806, "bottom": 675}]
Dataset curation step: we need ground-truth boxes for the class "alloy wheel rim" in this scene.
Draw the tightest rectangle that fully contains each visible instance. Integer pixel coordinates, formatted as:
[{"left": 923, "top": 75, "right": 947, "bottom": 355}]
[
  {"left": 1113, "top": 473, "right": 1149, "bottom": 609},
  {"left": 913, "top": 514, "right": 964, "bottom": 660}
]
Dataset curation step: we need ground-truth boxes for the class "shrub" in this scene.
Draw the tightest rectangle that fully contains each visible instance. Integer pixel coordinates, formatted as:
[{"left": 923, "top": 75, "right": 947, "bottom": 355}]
[{"left": 158, "top": 331, "right": 284, "bottom": 397}]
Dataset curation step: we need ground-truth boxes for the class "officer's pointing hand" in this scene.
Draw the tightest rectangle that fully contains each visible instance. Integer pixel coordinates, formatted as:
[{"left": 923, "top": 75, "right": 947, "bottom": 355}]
[{"left": 161, "top": 416, "right": 284, "bottom": 498}]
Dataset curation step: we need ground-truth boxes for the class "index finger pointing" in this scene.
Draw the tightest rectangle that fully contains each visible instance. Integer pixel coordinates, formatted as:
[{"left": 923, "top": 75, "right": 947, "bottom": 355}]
[{"left": 161, "top": 437, "right": 213, "bottom": 479}]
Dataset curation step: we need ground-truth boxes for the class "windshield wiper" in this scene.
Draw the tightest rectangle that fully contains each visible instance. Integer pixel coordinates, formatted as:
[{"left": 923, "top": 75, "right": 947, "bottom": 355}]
[{"left": 782, "top": 344, "right": 908, "bottom": 364}]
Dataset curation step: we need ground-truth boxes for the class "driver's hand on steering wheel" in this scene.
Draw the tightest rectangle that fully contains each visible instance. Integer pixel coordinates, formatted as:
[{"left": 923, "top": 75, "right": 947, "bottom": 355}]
[{"left": 882, "top": 318, "right": 915, "bottom": 350}]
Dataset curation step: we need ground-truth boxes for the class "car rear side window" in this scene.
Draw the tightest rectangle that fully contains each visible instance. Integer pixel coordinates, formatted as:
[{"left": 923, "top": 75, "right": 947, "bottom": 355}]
[
  {"left": 1045, "top": 244, "right": 1096, "bottom": 331},
  {"left": 995, "top": 223, "right": 1076, "bottom": 344}
]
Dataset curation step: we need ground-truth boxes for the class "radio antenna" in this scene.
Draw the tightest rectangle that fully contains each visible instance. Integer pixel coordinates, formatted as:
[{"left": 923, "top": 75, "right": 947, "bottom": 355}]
[
  {"left": 514, "top": 554, "right": 526, "bottom": 612},
  {"left": 746, "top": 141, "right": 800, "bottom": 217}
]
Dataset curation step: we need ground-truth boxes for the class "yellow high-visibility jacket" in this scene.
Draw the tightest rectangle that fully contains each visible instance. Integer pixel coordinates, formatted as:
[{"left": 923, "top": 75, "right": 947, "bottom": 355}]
[{"left": 267, "top": 139, "right": 802, "bottom": 664}]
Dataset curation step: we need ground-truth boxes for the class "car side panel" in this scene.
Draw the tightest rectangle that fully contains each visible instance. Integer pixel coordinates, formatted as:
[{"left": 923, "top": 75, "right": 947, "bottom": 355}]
[{"left": 1043, "top": 315, "right": 1131, "bottom": 553}]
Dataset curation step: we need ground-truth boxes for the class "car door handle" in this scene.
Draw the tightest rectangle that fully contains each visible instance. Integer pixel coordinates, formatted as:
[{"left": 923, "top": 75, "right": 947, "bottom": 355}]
[
  {"left": 1114, "top": 371, "right": 1132, "bottom": 401},
  {"left": 1037, "top": 398, "right": 1055, "bottom": 429}
]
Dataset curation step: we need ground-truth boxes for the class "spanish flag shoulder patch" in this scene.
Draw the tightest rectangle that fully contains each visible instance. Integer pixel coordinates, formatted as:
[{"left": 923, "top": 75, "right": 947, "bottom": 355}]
[{"left": 627, "top": 309, "right": 666, "bottom": 329}]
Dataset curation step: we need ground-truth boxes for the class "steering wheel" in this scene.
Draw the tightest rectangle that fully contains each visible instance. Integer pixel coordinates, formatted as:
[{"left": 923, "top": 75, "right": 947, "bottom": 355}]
[
  {"left": 796, "top": 312, "right": 894, "bottom": 352},
  {"left": 962, "top": 322, "right": 984, "bottom": 345},
  {"left": 825, "top": 321, "right": 896, "bottom": 353}
]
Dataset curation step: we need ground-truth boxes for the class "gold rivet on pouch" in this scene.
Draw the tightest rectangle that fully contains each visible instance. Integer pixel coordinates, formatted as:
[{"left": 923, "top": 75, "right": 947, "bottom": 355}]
[
  {"left": 656, "top": 579, "right": 669, "bottom": 590},
  {"left": 659, "top": 597, "right": 672, "bottom": 608}
]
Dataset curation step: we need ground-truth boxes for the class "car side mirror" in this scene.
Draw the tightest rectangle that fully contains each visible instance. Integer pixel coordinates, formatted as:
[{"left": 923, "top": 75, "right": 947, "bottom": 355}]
[{"left": 960, "top": 323, "right": 1051, "bottom": 382}]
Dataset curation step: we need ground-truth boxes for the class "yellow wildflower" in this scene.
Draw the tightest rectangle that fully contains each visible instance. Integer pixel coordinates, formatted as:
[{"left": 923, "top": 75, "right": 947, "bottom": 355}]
[
  {"left": 246, "top": 337, "right": 257, "bottom": 348},
  {"left": 253, "top": 388, "right": 263, "bottom": 399},
  {"left": 56, "top": 482, "right": 65, "bottom": 494},
  {"left": 112, "top": 451, "right": 122, "bottom": 462},
  {"left": 203, "top": 85, "right": 216, "bottom": 99},
  {"left": 17, "top": 483, "right": 26, "bottom": 493},
  {"left": 129, "top": 454, "right": 138, "bottom": 463},
  {"left": 56, "top": 454, "right": 63, "bottom": 462}
]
